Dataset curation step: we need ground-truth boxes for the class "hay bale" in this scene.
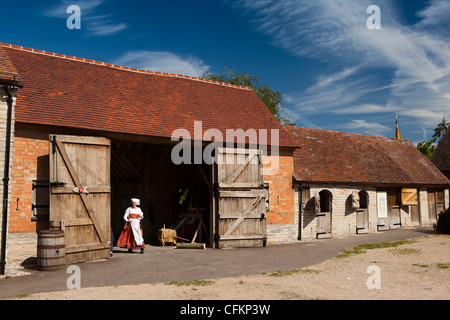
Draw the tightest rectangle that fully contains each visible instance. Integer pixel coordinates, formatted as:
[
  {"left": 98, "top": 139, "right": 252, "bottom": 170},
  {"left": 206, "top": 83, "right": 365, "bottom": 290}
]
[
  {"left": 158, "top": 226, "right": 178, "bottom": 246},
  {"left": 437, "top": 208, "right": 450, "bottom": 235}
]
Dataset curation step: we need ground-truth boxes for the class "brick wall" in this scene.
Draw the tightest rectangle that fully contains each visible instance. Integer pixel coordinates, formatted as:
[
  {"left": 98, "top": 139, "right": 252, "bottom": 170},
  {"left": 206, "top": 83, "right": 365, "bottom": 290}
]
[
  {"left": 262, "top": 149, "right": 297, "bottom": 244},
  {"left": 5, "top": 129, "right": 49, "bottom": 273},
  {"left": 8, "top": 130, "right": 49, "bottom": 233}
]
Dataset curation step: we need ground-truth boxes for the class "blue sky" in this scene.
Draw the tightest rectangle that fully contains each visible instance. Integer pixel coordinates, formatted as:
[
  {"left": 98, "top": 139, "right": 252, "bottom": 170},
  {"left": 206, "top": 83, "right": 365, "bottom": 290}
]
[{"left": 1, "top": 0, "right": 449, "bottom": 144}]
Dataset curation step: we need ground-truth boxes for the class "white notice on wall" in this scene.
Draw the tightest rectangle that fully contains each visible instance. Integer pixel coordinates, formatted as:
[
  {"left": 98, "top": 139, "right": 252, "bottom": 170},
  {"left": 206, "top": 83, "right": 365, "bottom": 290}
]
[{"left": 377, "top": 191, "right": 388, "bottom": 218}]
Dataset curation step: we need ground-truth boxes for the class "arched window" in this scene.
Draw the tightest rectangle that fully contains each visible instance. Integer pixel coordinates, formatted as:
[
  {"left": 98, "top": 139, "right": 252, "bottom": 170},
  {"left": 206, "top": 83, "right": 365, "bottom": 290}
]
[
  {"left": 319, "top": 190, "right": 332, "bottom": 213},
  {"left": 359, "top": 191, "right": 368, "bottom": 209}
]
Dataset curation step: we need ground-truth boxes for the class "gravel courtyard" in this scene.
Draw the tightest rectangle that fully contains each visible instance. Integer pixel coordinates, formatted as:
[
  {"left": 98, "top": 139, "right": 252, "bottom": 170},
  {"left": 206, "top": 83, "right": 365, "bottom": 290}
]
[{"left": 9, "top": 234, "right": 449, "bottom": 300}]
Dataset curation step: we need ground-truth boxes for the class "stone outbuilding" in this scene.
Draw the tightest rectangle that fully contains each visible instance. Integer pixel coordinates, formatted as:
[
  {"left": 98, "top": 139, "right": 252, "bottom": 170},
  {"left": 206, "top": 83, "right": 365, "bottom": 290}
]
[{"left": 285, "top": 126, "right": 449, "bottom": 241}]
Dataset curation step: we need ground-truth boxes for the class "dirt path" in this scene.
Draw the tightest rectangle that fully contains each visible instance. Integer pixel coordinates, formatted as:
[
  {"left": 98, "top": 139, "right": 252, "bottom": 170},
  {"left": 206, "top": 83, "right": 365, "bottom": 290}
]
[{"left": 8, "top": 234, "right": 449, "bottom": 300}]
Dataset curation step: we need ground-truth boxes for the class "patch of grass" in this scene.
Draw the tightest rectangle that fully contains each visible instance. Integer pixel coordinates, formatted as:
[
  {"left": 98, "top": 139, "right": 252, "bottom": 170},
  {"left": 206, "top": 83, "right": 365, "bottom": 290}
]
[
  {"left": 335, "top": 247, "right": 367, "bottom": 259},
  {"left": 436, "top": 263, "right": 450, "bottom": 269},
  {"left": 413, "top": 264, "right": 429, "bottom": 268},
  {"left": 13, "top": 293, "right": 30, "bottom": 299},
  {"left": 165, "top": 280, "right": 215, "bottom": 287},
  {"left": 335, "top": 239, "right": 417, "bottom": 259},
  {"left": 268, "top": 268, "right": 320, "bottom": 277}
]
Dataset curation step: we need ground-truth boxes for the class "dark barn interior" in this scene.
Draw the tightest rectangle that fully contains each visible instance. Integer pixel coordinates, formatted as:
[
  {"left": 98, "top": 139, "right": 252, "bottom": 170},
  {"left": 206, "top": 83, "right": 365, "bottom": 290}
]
[{"left": 110, "top": 139, "right": 212, "bottom": 247}]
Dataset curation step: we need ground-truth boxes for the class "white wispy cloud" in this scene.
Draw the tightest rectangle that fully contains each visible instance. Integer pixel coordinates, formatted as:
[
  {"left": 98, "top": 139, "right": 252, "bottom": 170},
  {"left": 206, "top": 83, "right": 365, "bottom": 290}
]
[
  {"left": 416, "top": 0, "right": 450, "bottom": 29},
  {"left": 232, "top": 0, "right": 450, "bottom": 138},
  {"left": 113, "top": 51, "right": 210, "bottom": 77},
  {"left": 340, "top": 119, "right": 391, "bottom": 136},
  {"left": 44, "top": 0, "right": 128, "bottom": 36}
]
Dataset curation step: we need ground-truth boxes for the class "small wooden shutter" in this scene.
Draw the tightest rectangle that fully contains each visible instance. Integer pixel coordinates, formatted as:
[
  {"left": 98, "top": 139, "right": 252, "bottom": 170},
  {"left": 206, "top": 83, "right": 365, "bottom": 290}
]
[
  {"left": 215, "top": 148, "right": 267, "bottom": 248},
  {"left": 301, "top": 187, "right": 311, "bottom": 212},
  {"left": 401, "top": 189, "right": 418, "bottom": 206},
  {"left": 49, "top": 135, "right": 111, "bottom": 264}
]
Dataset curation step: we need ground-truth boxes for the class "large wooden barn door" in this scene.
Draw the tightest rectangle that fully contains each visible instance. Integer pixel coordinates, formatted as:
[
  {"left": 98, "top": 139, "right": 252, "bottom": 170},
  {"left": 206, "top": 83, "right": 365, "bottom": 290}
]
[
  {"left": 49, "top": 135, "right": 111, "bottom": 264},
  {"left": 215, "top": 148, "right": 267, "bottom": 248}
]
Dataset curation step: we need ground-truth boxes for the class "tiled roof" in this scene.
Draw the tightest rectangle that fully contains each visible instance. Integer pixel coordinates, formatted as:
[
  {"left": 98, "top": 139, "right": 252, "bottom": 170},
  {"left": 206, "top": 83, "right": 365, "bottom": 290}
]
[
  {"left": 1, "top": 42, "right": 298, "bottom": 148},
  {"left": 432, "top": 129, "right": 450, "bottom": 172},
  {"left": 285, "top": 126, "right": 449, "bottom": 186},
  {"left": 0, "top": 44, "right": 19, "bottom": 81}
]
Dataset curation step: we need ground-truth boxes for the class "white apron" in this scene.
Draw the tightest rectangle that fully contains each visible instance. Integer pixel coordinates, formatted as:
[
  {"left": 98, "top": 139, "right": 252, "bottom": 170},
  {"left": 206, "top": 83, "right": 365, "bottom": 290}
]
[{"left": 124, "top": 207, "right": 144, "bottom": 246}]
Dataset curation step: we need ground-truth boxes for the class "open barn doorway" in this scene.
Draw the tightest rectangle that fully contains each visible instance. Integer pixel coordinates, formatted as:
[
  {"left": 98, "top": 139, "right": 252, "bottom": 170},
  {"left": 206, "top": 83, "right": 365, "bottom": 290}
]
[{"left": 109, "top": 139, "right": 213, "bottom": 248}]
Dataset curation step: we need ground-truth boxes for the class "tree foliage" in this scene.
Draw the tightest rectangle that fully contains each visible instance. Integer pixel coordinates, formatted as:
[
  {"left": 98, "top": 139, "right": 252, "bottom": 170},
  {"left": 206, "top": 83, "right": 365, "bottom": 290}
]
[
  {"left": 202, "top": 67, "right": 294, "bottom": 125},
  {"left": 417, "top": 140, "right": 436, "bottom": 160},
  {"left": 417, "top": 117, "right": 448, "bottom": 159},
  {"left": 432, "top": 117, "right": 449, "bottom": 142}
]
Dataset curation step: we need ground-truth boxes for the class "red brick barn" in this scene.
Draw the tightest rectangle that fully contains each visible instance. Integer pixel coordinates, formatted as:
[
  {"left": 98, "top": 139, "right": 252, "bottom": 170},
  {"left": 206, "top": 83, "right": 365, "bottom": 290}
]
[{"left": 0, "top": 43, "right": 299, "bottom": 274}]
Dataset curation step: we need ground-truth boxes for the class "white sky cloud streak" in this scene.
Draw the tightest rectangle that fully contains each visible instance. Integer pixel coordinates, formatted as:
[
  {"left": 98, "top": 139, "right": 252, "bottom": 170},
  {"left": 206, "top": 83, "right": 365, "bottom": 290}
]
[
  {"left": 114, "top": 51, "right": 210, "bottom": 78},
  {"left": 233, "top": 0, "right": 450, "bottom": 137}
]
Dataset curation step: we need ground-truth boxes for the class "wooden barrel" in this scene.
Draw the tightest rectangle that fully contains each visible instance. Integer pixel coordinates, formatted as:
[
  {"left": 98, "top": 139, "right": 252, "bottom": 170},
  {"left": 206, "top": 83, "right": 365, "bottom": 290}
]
[{"left": 37, "top": 230, "right": 66, "bottom": 271}]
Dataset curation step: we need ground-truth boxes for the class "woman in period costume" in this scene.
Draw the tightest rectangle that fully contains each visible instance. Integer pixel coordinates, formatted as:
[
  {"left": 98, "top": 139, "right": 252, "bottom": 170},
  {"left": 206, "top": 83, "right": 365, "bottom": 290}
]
[{"left": 117, "top": 198, "right": 145, "bottom": 254}]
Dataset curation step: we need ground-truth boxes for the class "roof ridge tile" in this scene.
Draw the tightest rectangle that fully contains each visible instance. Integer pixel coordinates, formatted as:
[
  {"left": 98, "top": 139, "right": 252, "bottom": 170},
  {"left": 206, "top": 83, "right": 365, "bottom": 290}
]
[{"left": 0, "top": 42, "right": 253, "bottom": 91}]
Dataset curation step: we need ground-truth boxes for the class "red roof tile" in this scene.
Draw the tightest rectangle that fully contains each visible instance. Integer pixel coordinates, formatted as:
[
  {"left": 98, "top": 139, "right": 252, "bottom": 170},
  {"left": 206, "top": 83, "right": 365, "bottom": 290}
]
[
  {"left": 0, "top": 45, "right": 18, "bottom": 81},
  {"left": 1, "top": 43, "right": 298, "bottom": 148},
  {"left": 285, "top": 126, "right": 449, "bottom": 186}
]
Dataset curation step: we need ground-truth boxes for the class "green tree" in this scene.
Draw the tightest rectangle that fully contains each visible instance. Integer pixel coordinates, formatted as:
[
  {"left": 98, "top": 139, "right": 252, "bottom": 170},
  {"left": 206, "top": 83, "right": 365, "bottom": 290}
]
[
  {"left": 417, "top": 140, "right": 436, "bottom": 160},
  {"left": 202, "top": 67, "right": 295, "bottom": 125},
  {"left": 417, "top": 116, "right": 448, "bottom": 159},
  {"left": 432, "top": 117, "right": 449, "bottom": 143}
]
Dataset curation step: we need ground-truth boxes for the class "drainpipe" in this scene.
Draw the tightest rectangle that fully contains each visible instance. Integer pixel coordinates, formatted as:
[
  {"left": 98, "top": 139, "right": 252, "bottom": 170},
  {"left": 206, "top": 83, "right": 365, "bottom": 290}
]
[{"left": 0, "top": 79, "right": 15, "bottom": 275}]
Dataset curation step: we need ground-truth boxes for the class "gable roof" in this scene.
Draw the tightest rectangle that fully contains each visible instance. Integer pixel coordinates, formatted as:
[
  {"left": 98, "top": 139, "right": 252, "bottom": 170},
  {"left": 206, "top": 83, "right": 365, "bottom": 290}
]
[
  {"left": 0, "top": 42, "right": 298, "bottom": 148},
  {"left": 285, "top": 126, "right": 449, "bottom": 186},
  {"left": 0, "top": 45, "right": 19, "bottom": 85},
  {"left": 431, "top": 129, "right": 450, "bottom": 173}
]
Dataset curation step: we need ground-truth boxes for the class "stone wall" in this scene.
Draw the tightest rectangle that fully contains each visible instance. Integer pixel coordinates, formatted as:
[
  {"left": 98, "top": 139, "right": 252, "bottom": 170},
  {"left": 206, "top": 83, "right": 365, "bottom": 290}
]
[
  {"left": 299, "top": 184, "right": 446, "bottom": 241},
  {"left": 299, "top": 184, "right": 378, "bottom": 241}
]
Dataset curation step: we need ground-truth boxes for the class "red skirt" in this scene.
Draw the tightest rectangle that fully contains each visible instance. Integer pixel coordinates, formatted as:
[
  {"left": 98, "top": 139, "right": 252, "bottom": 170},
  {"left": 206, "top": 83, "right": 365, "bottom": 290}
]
[{"left": 117, "top": 222, "right": 146, "bottom": 249}]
